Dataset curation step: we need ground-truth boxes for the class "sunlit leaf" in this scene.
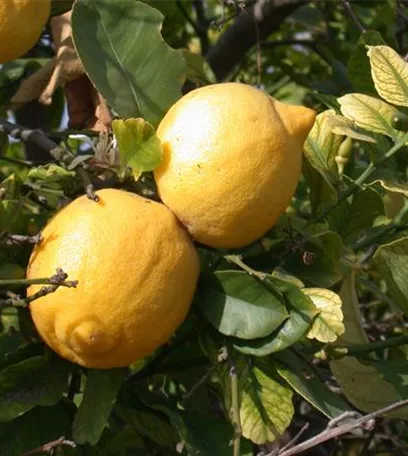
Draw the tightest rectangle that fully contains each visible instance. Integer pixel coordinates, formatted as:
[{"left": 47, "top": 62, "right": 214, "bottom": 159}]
[
  {"left": 367, "top": 45, "right": 408, "bottom": 107},
  {"left": 304, "top": 288, "right": 344, "bottom": 343},
  {"left": 233, "top": 280, "right": 318, "bottom": 355},
  {"left": 326, "top": 114, "right": 376, "bottom": 143},
  {"left": 196, "top": 271, "right": 289, "bottom": 340},
  {"left": 112, "top": 118, "right": 162, "bottom": 180},
  {"left": 338, "top": 93, "right": 403, "bottom": 140},
  {"left": 240, "top": 360, "right": 293, "bottom": 444},
  {"left": 304, "top": 110, "right": 341, "bottom": 184},
  {"left": 72, "top": 0, "right": 187, "bottom": 126}
]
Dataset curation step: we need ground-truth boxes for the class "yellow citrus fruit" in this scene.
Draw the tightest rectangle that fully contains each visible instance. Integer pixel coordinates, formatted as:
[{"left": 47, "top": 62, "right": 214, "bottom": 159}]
[
  {"left": 26, "top": 189, "right": 200, "bottom": 369},
  {"left": 0, "top": 0, "right": 51, "bottom": 64},
  {"left": 154, "top": 82, "right": 316, "bottom": 249}
]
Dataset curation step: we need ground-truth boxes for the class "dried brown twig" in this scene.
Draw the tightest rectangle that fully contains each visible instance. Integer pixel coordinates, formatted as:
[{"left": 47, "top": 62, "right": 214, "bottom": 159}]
[{"left": 20, "top": 436, "right": 76, "bottom": 456}]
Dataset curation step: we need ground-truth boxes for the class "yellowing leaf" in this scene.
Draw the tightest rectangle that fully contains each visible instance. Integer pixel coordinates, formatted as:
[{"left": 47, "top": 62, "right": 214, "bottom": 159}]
[
  {"left": 325, "top": 114, "right": 376, "bottom": 143},
  {"left": 304, "top": 288, "right": 344, "bottom": 343},
  {"left": 367, "top": 45, "right": 408, "bottom": 107},
  {"left": 338, "top": 93, "right": 403, "bottom": 140},
  {"left": 329, "top": 273, "right": 408, "bottom": 418},
  {"left": 372, "top": 179, "right": 408, "bottom": 197},
  {"left": 304, "top": 110, "right": 341, "bottom": 183},
  {"left": 112, "top": 118, "right": 162, "bottom": 180},
  {"left": 240, "top": 361, "right": 293, "bottom": 444}
]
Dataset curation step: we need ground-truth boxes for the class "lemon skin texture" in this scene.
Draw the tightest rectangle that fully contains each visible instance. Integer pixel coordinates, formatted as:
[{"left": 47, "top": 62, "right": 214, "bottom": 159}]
[
  {"left": 154, "top": 82, "right": 316, "bottom": 249},
  {"left": 0, "top": 0, "right": 51, "bottom": 64},
  {"left": 26, "top": 189, "right": 200, "bottom": 369}
]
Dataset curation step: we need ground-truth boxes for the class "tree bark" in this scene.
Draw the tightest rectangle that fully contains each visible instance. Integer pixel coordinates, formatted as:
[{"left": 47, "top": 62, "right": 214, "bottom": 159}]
[{"left": 206, "top": 0, "right": 307, "bottom": 81}]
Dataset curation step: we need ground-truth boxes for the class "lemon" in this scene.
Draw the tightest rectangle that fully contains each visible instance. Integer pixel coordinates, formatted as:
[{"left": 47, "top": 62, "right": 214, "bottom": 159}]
[
  {"left": 154, "top": 82, "right": 316, "bottom": 249},
  {"left": 26, "top": 189, "right": 200, "bottom": 369},
  {"left": 0, "top": 0, "right": 51, "bottom": 64}
]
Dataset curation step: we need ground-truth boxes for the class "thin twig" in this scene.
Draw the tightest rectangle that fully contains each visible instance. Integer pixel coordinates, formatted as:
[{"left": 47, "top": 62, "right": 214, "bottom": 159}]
[
  {"left": 269, "top": 399, "right": 408, "bottom": 456},
  {"left": 340, "top": 0, "right": 366, "bottom": 33},
  {"left": 225, "top": 254, "right": 267, "bottom": 281},
  {"left": 20, "top": 436, "right": 76, "bottom": 456},
  {"left": 0, "top": 117, "right": 60, "bottom": 154},
  {"left": 0, "top": 233, "right": 42, "bottom": 247},
  {"left": 272, "top": 423, "right": 309, "bottom": 455}
]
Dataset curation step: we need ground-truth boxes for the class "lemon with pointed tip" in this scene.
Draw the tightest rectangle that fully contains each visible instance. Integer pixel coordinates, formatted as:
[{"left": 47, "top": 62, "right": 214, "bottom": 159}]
[
  {"left": 0, "top": 0, "right": 51, "bottom": 64},
  {"left": 154, "top": 82, "right": 316, "bottom": 249},
  {"left": 26, "top": 189, "right": 200, "bottom": 369}
]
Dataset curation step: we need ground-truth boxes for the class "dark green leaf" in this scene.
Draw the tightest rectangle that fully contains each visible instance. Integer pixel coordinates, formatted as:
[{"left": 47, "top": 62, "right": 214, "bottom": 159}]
[
  {"left": 373, "top": 359, "right": 408, "bottom": 398},
  {"left": 72, "top": 0, "right": 187, "bottom": 126},
  {"left": 102, "top": 426, "right": 147, "bottom": 456},
  {"left": 0, "top": 356, "right": 71, "bottom": 421},
  {"left": 0, "top": 401, "right": 75, "bottom": 456},
  {"left": 196, "top": 271, "right": 289, "bottom": 340},
  {"left": 233, "top": 280, "right": 317, "bottom": 355},
  {"left": 274, "top": 350, "right": 351, "bottom": 419},
  {"left": 348, "top": 30, "right": 385, "bottom": 95},
  {"left": 73, "top": 368, "right": 125, "bottom": 445}
]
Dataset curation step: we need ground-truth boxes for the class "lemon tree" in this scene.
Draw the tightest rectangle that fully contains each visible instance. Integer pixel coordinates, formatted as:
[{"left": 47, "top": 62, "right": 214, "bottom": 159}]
[{"left": 2, "top": 1, "right": 408, "bottom": 455}]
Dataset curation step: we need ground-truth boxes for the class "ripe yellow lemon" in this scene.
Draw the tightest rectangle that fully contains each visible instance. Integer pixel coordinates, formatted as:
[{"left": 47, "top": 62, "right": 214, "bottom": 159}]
[
  {"left": 154, "top": 83, "right": 316, "bottom": 249},
  {"left": 0, "top": 0, "right": 51, "bottom": 64},
  {"left": 26, "top": 189, "right": 200, "bottom": 369}
]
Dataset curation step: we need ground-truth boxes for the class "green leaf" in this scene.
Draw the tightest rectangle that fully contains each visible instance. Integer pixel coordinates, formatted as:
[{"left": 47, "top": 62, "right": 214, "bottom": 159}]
[
  {"left": 304, "top": 288, "right": 344, "bottom": 343},
  {"left": 142, "top": 397, "right": 253, "bottom": 456},
  {"left": 73, "top": 368, "right": 125, "bottom": 445},
  {"left": 373, "top": 236, "right": 408, "bottom": 315},
  {"left": 72, "top": 0, "right": 187, "bottom": 126},
  {"left": 51, "top": 0, "right": 74, "bottom": 16},
  {"left": 304, "top": 110, "right": 341, "bottom": 185},
  {"left": 274, "top": 350, "right": 351, "bottom": 419},
  {"left": 338, "top": 93, "right": 404, "bottom": 141},
  {"left": 0, "top": 357, "right": 71, "bottom": 422},
  {"left": 182, "top": 50, "right": 216, "bottom": 85},
  {"left": 196, "top": 271, "right": 289, "bottom": 340},
  {"left": 0, "top": 175, "right": 21, "bottom": 199},
  {"left": 348, "top": 31, "right": 385, "bottom": 95},
  {"left": 114, "top": 405, "right": 177, "bottom": 449},
  {"left": 28, "top": 164, "right": 75, "bottom": 184},
  {"left": 0, "top": 402, "right": 75, "bottom": 456},
  {"left": 233, "top": 280, "right": 318, "bottom": 356},
  {"left": 372, "top": 359, "right": 408, "bottom": 398},
  {"left": 367, "top": 45, "right": 408, "bottom": 107},
  {"left": 240, "top": 360, "right": 294, "bottom": 444},
  {"left": 329, "top": 273, "right": 408, "bottom": 417},
  {"left": 112, "top": 118, "right": 162, "bottom": 180},
  {"left": 325, "top": 114, "right": 376, "bottom": 143}
]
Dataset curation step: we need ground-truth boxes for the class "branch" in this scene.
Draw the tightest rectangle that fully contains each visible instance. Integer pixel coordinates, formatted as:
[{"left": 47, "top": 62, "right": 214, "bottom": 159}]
[
  {"left": 206, "top": 0, "right": 306, "bottom": 81},
  {"left": 0, "top": 268, "right": 78, "bottom": 309},
  {"left": 271, "top": 399, "right": 408, "bottom": 456},
  {"left": 20, "top": 436, "right": 76, "bottom": 456},
  {"left": 340, "top": 0, "right": 366, "bottom": 33},
  {"left": 0, "top": 117, "right": 60, "bottom": 154},
  {"left": 0, "top": 233, "right": 42, "bottom": 247}
]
